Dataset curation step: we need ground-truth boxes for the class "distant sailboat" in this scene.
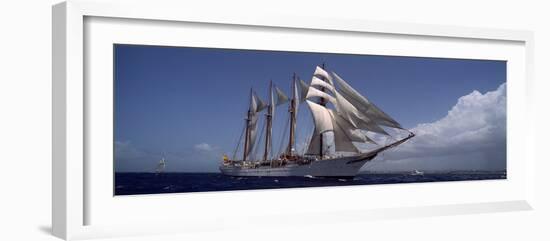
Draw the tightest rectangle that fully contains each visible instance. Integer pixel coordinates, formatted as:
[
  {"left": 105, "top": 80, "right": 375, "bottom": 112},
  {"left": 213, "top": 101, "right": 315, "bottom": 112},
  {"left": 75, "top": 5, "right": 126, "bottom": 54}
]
[
  {"left": 220, "top": 65, "right": 415, "bottom": 178},
  {"left": 410, "top": 169, "right": 424, "bottom": 176},
  {"left": 156, "top": 156, "right": 166, "bottom": 174}
]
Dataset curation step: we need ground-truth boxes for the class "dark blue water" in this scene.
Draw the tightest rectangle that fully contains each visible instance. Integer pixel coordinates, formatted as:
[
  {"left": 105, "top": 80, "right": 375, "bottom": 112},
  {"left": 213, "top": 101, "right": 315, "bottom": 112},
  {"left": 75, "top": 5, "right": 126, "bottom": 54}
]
[{"left": 114, "top": 171, "right": 506, "bottom": 195}]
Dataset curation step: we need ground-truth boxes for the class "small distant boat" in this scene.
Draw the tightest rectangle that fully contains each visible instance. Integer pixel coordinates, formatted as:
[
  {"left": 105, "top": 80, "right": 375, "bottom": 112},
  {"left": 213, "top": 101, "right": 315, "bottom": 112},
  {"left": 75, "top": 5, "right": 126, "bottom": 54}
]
[
  {"left": 410, "top": 169, "right": 424, "bottom": 176},
  {"left": 156, "top": 157, "right": 166, "bottom": 174}
]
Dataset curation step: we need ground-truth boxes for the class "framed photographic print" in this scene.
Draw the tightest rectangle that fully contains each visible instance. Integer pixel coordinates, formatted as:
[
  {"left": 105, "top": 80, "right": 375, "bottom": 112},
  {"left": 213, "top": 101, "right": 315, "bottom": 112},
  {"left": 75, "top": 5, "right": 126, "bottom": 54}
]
[
  {"left": 52, "top": 0, "right": 535, "bottom": 240},
  {"left": 113, "top": 44, "right": 505, "bottom": 195}
]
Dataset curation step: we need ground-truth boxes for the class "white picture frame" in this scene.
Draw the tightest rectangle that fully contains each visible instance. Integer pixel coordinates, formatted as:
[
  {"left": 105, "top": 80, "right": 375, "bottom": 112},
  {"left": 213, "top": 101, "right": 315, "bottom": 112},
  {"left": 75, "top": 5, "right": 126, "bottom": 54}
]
[{"left": 52, "top": 0, "right": 535, "bottom": 240}]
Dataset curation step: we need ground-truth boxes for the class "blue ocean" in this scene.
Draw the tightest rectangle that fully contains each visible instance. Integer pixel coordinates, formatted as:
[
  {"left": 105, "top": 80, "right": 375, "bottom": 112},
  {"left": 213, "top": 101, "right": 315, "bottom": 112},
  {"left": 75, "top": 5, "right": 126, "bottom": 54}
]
[{"left": 114, "top": 171, "right": 506, "bottom": 195}]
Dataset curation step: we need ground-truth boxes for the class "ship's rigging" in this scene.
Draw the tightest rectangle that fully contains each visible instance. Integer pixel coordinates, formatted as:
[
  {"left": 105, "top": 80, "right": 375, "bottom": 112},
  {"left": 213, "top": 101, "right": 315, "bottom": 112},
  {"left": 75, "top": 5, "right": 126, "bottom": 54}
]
[{"left": 224, "top": 64, "right": 414, "bottom": 174}]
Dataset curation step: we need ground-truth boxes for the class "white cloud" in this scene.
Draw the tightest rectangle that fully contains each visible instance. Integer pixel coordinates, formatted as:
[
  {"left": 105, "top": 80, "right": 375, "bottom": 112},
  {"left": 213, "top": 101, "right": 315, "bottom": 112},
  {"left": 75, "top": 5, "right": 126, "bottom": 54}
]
[
  {"left": 367, "top": 83, "right": 506, "bottom": 172},
  {"left": 194, "top": 143, "right": 215, "bottom": 152}
]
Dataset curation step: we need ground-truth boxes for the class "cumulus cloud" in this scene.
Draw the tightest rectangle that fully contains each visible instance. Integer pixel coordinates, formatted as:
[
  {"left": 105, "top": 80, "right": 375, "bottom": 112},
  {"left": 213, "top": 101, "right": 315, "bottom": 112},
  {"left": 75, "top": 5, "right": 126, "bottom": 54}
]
[
  {"left": 366, "top": 83, "right": 506, "bottom": 172},
  {"left": 194, "top": 143, "right": 216, "bottom": 152}
]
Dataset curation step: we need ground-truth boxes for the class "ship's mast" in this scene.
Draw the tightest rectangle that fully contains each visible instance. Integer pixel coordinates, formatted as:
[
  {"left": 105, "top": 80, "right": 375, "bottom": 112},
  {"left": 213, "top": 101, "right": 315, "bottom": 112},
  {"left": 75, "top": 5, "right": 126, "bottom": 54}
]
[
  {"left": 287, "top": 73, "right": 297, "bottom": 156},
  {"left": 242, "top": 88, "right": 252, "bottom": 162},
  {"left": 318, "top": 63, "right": 327, "bottom": 158},
  {"left": 263, "top": 81, "right": 273, "bottom": 161}
]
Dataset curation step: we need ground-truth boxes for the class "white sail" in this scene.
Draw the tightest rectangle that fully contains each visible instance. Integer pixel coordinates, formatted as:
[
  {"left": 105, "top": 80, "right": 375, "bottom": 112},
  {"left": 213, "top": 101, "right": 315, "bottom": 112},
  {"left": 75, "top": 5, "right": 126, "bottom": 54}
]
[
  {"left": 333, "top": 90, "right": 360, "bottom": 126},
  {"left": 332, "top": 72, "right": 403, "bottom": 129},
  {"left": 246, "top": 112, "right": 259, "bottom": 157},
  {"left": 156, "top": 157, "right": 166, "bottom": 173},
  {"left": 305, "top": 128, "right": 321, "bottom": 155},
  {"left": 305, "top": 102, "right": 378, "bottom": 154},
  {"left": 329, "top": 110, "right": 362, "bottom": 143},
  {"left": 252, "top": 91, "right": 268, "bottom": 113},
  {"left": 329, "top": 109, "right": 377, "bottom": 146},
  {"left": 333, "top": 90, "right": 389, "bottom": 135},
  {"left": 328, "top": 110, "right": 359, "bottom": 153},
  {"left": 274, "top": 86, "right": 289, "bottom": 106},
  {"left": 293, "top": 80, "right": 299, "bottom": 114},
  {"left": 310, "top": 76, "right": 335, "bottom": 93},
  {"left": 306, "top": 86, "right": 337, "bottom": 105},
  {"left": 304, "top": 100, "right": 334, "bottom": 157},
  {"left": 245, "top": 91, "right": 267, "bottom": 158},
  {"left": 348, "top": 113, "right": 389, "bottom": 136},
  {"left": 304, "top": 66, "right": 386, "bottom": 155},
  {"left": 314, "top": 66, "right": 333, "bottom": 83},
  {"left": 307, "top": 72, "right": 385, "bottom": 136},
  {"left": 305, "top": 100, "right": 333, "bottom": 134}
]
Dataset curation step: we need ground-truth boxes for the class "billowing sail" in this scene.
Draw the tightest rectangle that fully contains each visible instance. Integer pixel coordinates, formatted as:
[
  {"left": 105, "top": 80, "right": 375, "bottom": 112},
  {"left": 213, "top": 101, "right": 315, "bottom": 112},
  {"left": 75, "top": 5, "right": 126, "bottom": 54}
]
[
  {"left": 310, "top": 76, "right": 335, "bottom": 93},
  {"left": 275, "top": 86, "right": 289, "bottom": 106},
  {"left": 305, "top": 100, "right": 334, "bottom": 156},
  {"left": 305, "top": 128, "right": 321, "bottom": 155},
  {"left": 333, "top": 90, "right": 389, "bottom": 135},
  {"left": 314, "top": 66, "right": 333, "bottom": 83},
  {"left": 328, "top": 110, "right": 359, "bottom": 153},
  {"left": 329, "top": 109, "right": 377, "bottom": 146},
  {"left": 348, "top": 113, "right": 388, "bottom": 136},
  {"left": 252, "top": 91, "right": 268, "bottom": 113},
  {"left": 332, "top": 72, "right": 403, "bottom": 129},
  {"left": 245, "top": 112, "right": 259, "bottom": 157},
  {"left": 305, "top": 74, "right": 388, "bottom": 136},
  {"left": 302, "top": 66, "right": 396, "bottom": 157},
  {"left": 245, "top": 91, "right": 267, "bottom": 158},
  {"left": 306, "top": 86, "right": 337, "bottom": 105},
  {"left": 305, "top": 100, "right": 333, "bottom": 134},
  {"left": 305, "top": 102, "right": 379, "bottom": 154}
]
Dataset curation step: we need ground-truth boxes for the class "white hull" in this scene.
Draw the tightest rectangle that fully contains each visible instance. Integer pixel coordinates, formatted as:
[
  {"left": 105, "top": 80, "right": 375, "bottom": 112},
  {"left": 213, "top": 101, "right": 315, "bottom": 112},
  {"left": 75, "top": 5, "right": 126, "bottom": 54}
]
[{"left": 219, "top": 155, "right": 374, "bottom": 178}]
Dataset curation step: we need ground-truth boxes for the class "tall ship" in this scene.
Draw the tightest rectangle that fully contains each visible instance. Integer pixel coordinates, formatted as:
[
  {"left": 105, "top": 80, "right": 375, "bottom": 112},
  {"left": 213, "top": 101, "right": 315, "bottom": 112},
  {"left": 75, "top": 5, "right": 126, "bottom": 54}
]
[{"left": 220, "top": 65, "right": 415, "bottom": 178}]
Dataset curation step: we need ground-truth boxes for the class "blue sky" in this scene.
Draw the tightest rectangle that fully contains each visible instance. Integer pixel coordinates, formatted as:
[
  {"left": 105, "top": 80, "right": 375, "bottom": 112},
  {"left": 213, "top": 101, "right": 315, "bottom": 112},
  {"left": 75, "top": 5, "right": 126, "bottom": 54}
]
[{"left": 114, "top": 44, "right": 506, "bottom": 172}]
